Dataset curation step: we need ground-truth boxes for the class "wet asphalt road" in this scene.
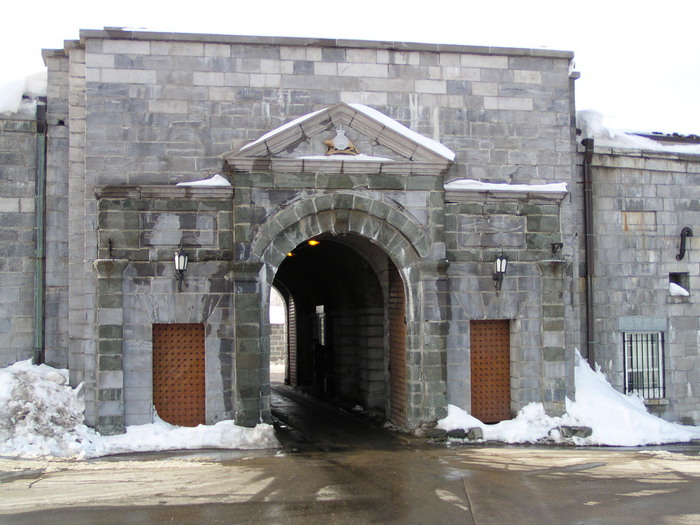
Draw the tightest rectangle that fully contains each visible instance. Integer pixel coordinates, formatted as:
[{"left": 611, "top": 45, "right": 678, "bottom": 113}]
[{"left": 1, "top": 384, "right": 700, "bottom": 524}]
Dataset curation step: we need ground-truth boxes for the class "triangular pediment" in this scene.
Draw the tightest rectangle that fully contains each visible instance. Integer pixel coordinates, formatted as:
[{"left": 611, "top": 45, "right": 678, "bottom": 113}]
[{"left": 223, "top": 103, "right": 454, "bottom": 175}]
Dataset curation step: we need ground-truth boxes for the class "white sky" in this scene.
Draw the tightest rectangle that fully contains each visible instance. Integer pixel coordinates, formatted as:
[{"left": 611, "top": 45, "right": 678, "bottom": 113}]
[{"left": 3, "top": 0, "right": 698, "bottom": 134}]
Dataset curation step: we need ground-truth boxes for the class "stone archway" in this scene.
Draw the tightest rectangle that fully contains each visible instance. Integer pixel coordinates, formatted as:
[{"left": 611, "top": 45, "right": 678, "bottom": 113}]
[
  {"left": 272, "top": 232, "right": 405, "bottom": 424},
  {"left": 230, "top": 194, "right": 448, "bottom": 430}
]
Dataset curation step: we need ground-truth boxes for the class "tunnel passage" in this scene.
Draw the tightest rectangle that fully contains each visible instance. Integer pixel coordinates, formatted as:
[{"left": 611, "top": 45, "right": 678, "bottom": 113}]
[{"left": 272, "top": 233, "right": 406, "bottom": 424}]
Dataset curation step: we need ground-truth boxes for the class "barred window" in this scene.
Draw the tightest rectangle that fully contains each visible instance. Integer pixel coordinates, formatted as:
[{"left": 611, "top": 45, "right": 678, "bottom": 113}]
[{"left": 623, "top": 332, "right": 665, "bottom": 399}]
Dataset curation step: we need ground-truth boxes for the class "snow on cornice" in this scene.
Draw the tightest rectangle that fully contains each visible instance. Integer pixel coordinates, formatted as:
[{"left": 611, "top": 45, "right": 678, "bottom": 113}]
[
  {"left": 176, "top": 174, "right": 232, "bottom": 187},
  {"left": 239, "top": 108, "right": 326, "bottom": 152},
  {"left": 296, "top": 154, "right": 393, "bottom": 161},
  {"left": 444, "top": 179, "right": 568, "bottom": 193},
  {"left": 238, "top": 104, "right": 455, "bottom": 162},
  {"left": 348, "top": 104, "right": 456, "bottom": 161}
]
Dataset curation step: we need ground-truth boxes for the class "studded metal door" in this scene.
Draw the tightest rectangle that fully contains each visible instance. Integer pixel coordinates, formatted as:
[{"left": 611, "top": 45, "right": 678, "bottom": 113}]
[
  {"left": 470, "top": 320, "right": 511, "bottom": 423},
  {"left": 388, "top": 263, "right": 407, "bottom": 426},
  {"left": 152, "top": 323, "right": 205, "bottom": 427}
]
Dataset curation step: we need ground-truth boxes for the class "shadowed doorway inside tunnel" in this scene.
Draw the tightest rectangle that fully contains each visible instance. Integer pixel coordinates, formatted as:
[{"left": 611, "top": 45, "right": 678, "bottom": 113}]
[{"left": 271, "top": 233, "right": 407, "bottom": 431}]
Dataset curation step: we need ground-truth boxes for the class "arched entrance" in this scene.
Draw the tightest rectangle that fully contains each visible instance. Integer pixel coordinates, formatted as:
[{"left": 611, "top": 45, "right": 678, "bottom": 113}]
[{"left": 272, "top": 233, "right": 407, "bottom": 425}]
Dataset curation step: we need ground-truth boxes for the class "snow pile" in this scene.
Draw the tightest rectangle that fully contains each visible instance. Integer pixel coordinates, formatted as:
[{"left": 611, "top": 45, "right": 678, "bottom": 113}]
[
  {"left": 0, "top": 360, "right": 278, "bottom": 459},
  {"left": 86, "top": 418, "right": 279, "bottom": 458},
  {"left": 0, "top": 71, "right": 47, "bottom": 115},
  {"left": 577, "top": 110, "right": 700, "bottom": 154},
  {"left": 176, "top": 174, "right": 232, "bottom": 187},
  {"left": 438, "top": 351, "right": 700, "bottom": 446},
  {"left": 0, "top": 360, "right": 96, "bottom": 457}
]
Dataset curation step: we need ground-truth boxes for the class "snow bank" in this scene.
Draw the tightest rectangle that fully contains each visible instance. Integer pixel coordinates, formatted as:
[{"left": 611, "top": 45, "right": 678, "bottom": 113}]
[
  {"left": 0, "top": 360, "right": 95, "bottom": 457},
  {"left": 438, "top": 351, "right": 700, "bottom": 446},
  {"left": 0, "top": 360, "right": 278, "bottom": 459},
  {"left": 577, "top": 110, "right": 700, "bottom": 154}
]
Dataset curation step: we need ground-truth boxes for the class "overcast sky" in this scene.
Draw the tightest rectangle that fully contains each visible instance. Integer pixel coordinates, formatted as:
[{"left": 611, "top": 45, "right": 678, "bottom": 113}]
[{"left": 3, "top": 0, "right": 698, "bottom": 134}]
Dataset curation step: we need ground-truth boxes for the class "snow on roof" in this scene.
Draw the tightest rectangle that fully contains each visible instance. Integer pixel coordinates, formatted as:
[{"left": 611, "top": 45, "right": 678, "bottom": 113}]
[
  {"left": 239, "top": 108, "right": 326, "bottom": 152},
  {"left": 577, "top": 110, "right": 700, "bottom": 155},
  {"left": 348, "top": 103, "right": 456, "bottom": 161},
  {"left": 0, "top": 71, "right": 47, "bottom": 115},
  {"left": 444, "top": 179, "right": 568, "bottom": 193},
  {"left": 239, "top": 104, "right": 456, "bottom": 161},
  {"left": 175, "top": 174, "right": 232, "bottom": 187}
]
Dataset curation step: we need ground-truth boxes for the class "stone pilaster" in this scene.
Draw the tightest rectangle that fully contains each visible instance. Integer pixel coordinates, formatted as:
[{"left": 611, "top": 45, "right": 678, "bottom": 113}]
[
  {"left": 93, "top": 258, "right": 128, "bottom": 435},
  {"left": 537, "top": 259, "right": 572, "bottom": 415},
  {"left": 232, "top": 260, "right": 266, "bottom": 427}
]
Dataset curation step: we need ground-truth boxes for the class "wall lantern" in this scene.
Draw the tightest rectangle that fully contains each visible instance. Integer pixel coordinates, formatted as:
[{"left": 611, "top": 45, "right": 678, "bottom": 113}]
[
  {"left": 676, "top": 227, "right": 693, "bottom": 261},
  {"left": 493, "top": 253, "right": 508, "bottom": 291},
  {"left": 174, "top": 248, "right": 189, "bottom": 292}
]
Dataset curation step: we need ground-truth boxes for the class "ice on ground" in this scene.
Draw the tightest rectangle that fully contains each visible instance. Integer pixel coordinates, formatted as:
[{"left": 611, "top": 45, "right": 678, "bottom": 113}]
[
  {"left": 0, "top": 360, "right": 278, "bottom": 459},
  {"left": 437, "top": 350, "right": 700, "bottom": 446}
]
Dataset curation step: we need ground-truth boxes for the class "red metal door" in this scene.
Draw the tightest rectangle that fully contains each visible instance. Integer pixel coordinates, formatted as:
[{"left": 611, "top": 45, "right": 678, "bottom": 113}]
[
  {"left": 470, "top": 320, "right": 511, "bottom": 423},
  {"left": 152, "top": 323, "right": 205, "bottom": 427}
]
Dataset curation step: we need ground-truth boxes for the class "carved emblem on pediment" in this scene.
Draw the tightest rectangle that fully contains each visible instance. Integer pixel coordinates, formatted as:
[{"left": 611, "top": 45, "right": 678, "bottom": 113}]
[{"left": 324, "top": 127, "right": 360, "bottom": 156}]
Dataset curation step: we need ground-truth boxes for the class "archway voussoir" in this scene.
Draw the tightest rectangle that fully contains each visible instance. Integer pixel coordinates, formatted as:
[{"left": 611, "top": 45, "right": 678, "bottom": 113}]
[
  {"left": 312, "top": 194, "right": 333, "bottom": 213},
  {"left": 351, "top": 194, "right": 373, "bottom": 214},
  {"left": 369, "top": 200, "right": 391, "bottom": 221},
  {"left": 315, "top": 210, "right": 335, "bottom": 234},
  {"left": 332, "top": 193, "right": 355, "bottom": 211}
]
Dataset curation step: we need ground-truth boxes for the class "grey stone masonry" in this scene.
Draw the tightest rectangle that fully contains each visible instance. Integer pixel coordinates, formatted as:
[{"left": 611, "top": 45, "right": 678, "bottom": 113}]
[
  {"left": 42, "top": 49, "right": 71, "bottom": 369},
  {"left": 444, "top": 186, "right": 575, "bottom": 417},
  {"left": 0, "top": 118, "right": 37, "bottom": 367},
  {"left": 582, "top": 144, "right": 700, "bottom": 425},
  {"left": 93, "top": 258, "right": 128, "bottom": 435},
  {"left": 15, "top": 28, "right": 585, "bottom": 433},
  {"left": 95, "top": 186, "right": 235, "bottom": 427}
]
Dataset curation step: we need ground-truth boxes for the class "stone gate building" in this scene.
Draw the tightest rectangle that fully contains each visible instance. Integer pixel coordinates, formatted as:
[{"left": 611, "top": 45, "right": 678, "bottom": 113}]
[{"left": 1, "top": 27, "right": 698, "bottom": 434}]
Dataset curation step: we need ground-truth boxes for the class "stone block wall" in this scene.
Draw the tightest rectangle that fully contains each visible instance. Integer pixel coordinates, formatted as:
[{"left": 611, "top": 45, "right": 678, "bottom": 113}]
[
  {"left": 92, "top": 186, "right": 235, "bottom": 431},
  {"left": 269, "top": 324, "right": 286, "bottom": 363},
  {"left": 0, "top": 118, "right": 37, "bottom": 366},
  {"left": 43, "top": 49, "right": 71, "bottom": 368},
  {"left": 585, "top": 146, "right": 700, "bottom": 424},
  {"left": 40, "top": 29, "right": 579, "bottom": 429},
  {"left": 445, "top": 189, "right": 574, "bottom": 416},
  {"left": 70, "top": 30, "right": 575, "bottom": 188}
]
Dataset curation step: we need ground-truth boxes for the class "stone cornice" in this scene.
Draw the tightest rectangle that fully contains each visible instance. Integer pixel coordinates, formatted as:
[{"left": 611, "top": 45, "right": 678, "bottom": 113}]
[
  {"left": 94, "top": 185, "right": 234, "bottom": 199},
  {"left": 77, "top": 28, "right": 574, "bottom": 60}
]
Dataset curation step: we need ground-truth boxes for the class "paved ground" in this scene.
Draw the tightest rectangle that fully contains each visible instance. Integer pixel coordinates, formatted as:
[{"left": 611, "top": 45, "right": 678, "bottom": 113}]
[{"left": 1, "top": 383, "right": 699, "bottom": 524}]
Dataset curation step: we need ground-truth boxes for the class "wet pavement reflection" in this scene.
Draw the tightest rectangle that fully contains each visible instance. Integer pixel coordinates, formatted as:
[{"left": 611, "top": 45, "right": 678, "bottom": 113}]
[{"left": 2, "top": 384, "right": 700, "bottom": 524}]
